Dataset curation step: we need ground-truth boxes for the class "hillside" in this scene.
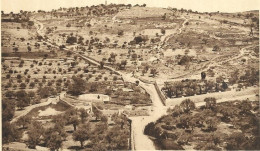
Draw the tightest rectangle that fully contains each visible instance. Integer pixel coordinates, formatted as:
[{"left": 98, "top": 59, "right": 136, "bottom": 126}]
[{"left": 116, "top": 7, "right": 172, "bottom": 19}]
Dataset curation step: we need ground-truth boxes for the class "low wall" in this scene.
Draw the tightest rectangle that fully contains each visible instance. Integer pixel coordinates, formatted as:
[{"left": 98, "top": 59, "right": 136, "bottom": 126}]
[
  {"left": 154, "top": 82, "right": 166, "bottom": 106},
  {"left": 10, "top": 98, "right": 51, "bottom": 124},
  {"left": 130, "top": 118, "right": 135, "bottom": 150},
  {"left": 78, "top": 54, "right": 121, "bottom": 76},
  {"left": 59, "top": 99, "right": 74, "bottom": 107}
]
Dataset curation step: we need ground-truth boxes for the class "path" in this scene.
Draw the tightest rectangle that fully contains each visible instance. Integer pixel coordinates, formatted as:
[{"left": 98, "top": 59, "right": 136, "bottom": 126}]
[{"left": 160, "top": 17, "right": 189, "bottom": 47}]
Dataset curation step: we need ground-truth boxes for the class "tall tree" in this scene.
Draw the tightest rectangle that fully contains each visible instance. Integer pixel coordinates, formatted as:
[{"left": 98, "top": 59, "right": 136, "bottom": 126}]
[
  {"left": 68, "top": 76, "right": 86, "bottom": 95},
  {"left": 44, "top": 127, "right": 65, "bottom": 151},
  {"left": 27, "top": 121, "right": 44, "bottom": 149},
  {"left": 73, "top": 123, "right": 91, "bottom": 148},
  {"left": 79, "top": 108, "right": 89, "bottom": 123}
]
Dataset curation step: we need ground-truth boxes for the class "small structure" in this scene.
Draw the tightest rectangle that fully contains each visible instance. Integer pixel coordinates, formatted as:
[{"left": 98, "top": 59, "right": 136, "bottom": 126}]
[
  {"left": 78, "top": 94, "right": 110, "bottom": 103},
  {"left": 122, "top": 88, "right": 134, "bottom": 92}
]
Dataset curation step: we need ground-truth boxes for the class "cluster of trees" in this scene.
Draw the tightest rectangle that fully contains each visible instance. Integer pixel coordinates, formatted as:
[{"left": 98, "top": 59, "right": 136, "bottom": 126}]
[
  {"left": 2, "top": 10, "right": 35, "bottom": 27},
  {"left": 5, "top": 90, "right": 34, "bottom": 109},
  {"left": 115, "top": 60, "right": 127, "bottom": 70},
  {"left": 238, "top": 68, "right": 259, "bottom": 86},
  {"left": 2, "top": 99, "right": 21, "bottom": 144},
  {"left": 90, "top": 113, "right": 130, "bottom": 150},
  {"left": 162, "top": 79, "right": 228, "bottom": 98},
  {"left": 38, "top": 86, "right": 57, "bottom": 98},
  {"left": 144, "top": 99, "right": 259, "bottom": 150},
  {"left": 13, "top": 107, "right": 130, "bottom": 150}
]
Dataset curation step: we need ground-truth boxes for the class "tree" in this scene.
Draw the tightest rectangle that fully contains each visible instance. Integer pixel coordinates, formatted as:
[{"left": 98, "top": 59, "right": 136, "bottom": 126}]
[
  {"left": 5, "top": 91, "right": 14, "bottom": 98},
  {"left": 201, "top": 72, "right": 206, "bottom": 80},
  {"left": 131, "top": 53, "right": 138, "bottom": 61},
  {"left": 17, "top": 116, "right": 31, "bottom": 129},
  {"left": 68, "top": 76, "right": 86, "bottom": 96},
  {"left": 44, "top": 127, "right": 65, "bottom": 151},
  {"left": 212, "top": 45, "right": 220, "bottom": 51},
  {"left": 79, "top": 108, "right": 89, "bottom": 123},
  {"left": 144, "top": 122, "right": 156, "bottom": 136},
  {"left": 118, "top": 30, "right": 124, "bottom": 36},
  {"left": 27, "top": 46, "right": 32, "bottom": 52},
  {"left": 16, "top": 90, "right": 30, "bottom": 109},
  {"left": 2, "top": 122, "right": 21, "bottom": 144},
  {"left": 46, "top": 131, "right": 63, "bottom": 151},
  {"left": 239, "top": 100, "right": 252, "bottom": 115},
  {"left": 66, "top": 36, "right": 77, "bottom": 44},
  {"left": 6, "top": 74, "right": 11, "bottom": 79},
  {"left": 69, "top": 115, "right": 80, "bottom": 131},
  {"left": 66, "top": 23, "right": 71, "bottom": 27},
  {"left": 204, "top": 117, "right": 218, "bottom": 131},
  {"left": 178, "top": 113, "right": 192, "bottom": 129},
  {"left": 38, "top": 86, "right": 52, "bottom": 98},
  {"left": 73, "top": 123, "right": 91, "bottom": 148},
  {"left": 226, "top": 132, "right": 247, "bottom": 150},
  {"left": 150, "top": 68, "right": 158, "bottom": 77},
  {"left": 171, "top": 105, "right": 183, "bottom": 117},
  {"left": 221, "top": 81, "right": 228, "bottom": 90},
  {"left": 162, "top": 13, "right": 166, "bottom": 20},
  {"left": 185, "top": 88, "right": 195, "bottom": 96},
  {"left": 216, "top": 75, "right": 224, "bottom": 83},
  {"left": 161, "top": 29, "right": 166, "bottom": 35},
  {"left": 174, "top": 82, "right": 184, "bottom": 97},
  {"left": 120, "top": 60, "right": 127, "bottom": 69},
  {"left": 100, "top": 61, "right": 105, "bottom": 69},
  {"left": 92, "top": 105, "right": 102, "bottom": 121},
  {"left": 178, "top": 55, "right": 191, "bottom": 65},
  {"left": 29, "top": 82, "right": 35, "bottom": 88},
  {"left": 13, "top": 47, "right": 19, "bottom": 53},
  {"left": 2, "top": 99, "right": 15, "bottom": 122},
  {"left": 17, "top": 74, "right": 22, "bottom": 80},
  {"left": 205, "top": 80, "right": 214, "bottom": 92},
  {"left": 27, "top": 121, "right": 44, "bottom": 149},
  {"left": 113, "top": 76, "right": 118, "bottom": 81},
  {"left": 180, "top": 99, "right": 195, "bottom": 113},
  {"left": 204, "top": 97, "right": 216, "bottom": 110}
]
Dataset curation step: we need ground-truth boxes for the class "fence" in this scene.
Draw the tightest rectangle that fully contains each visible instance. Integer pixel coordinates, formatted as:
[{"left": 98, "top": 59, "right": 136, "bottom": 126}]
[{"left": 78, "top": 54, "right": 121, "bottom": 76}]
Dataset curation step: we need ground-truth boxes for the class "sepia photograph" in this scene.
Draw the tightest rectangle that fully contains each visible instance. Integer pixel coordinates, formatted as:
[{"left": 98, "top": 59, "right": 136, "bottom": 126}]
[{"left": 1, "top": 0, "right": 259, "bottom": 150}]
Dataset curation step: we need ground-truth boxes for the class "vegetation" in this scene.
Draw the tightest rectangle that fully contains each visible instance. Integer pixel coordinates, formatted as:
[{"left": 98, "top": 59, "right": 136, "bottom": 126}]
[
  {"left": 1, "top": 2, "right": 259, "bottom": 151},
  {"left": 145, "top": 99, "right": 259, "bottom": 150}
]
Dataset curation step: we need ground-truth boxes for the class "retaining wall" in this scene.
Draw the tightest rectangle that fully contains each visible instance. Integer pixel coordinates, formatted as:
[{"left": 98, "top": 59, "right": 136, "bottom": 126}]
[{"left": 154, "top": 82, "right": 166, "bottom": 106}]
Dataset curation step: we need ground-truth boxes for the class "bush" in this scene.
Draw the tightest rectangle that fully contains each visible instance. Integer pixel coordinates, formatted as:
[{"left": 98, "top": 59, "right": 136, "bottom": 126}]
[
  {"left": 159, "top": 139, "right": 184, "bottom": 150},
  {"left": 66, "top": 36, "right": 77, "bottom": 44},
  {"left": 144, "top": 122, "right": 155, "bottom": 136},
  {"left": 178, "top": 55, "right": 191, "bottom": 65}
]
